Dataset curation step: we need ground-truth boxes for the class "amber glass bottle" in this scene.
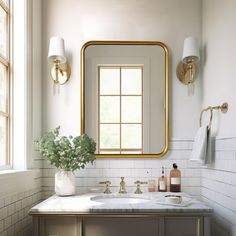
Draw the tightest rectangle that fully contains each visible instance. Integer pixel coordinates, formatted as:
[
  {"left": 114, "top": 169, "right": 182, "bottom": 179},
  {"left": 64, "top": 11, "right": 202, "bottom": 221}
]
[
  {"left": 158, "top": 167, "right": 167, "bottom": 192},
  {"left": 170, "top": 163, "right": 181, "bottom": 192}
]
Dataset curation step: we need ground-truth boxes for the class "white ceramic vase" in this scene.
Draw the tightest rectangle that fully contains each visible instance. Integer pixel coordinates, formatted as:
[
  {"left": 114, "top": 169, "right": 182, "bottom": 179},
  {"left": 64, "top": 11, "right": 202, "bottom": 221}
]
[{"left": 55, "top": 170, "right": 75, "bottom": 196}]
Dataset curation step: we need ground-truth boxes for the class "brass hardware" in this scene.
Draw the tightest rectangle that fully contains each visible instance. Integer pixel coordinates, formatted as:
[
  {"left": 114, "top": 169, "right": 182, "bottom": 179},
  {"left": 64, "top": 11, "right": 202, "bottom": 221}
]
[
  {"left": 119, "top": 177, "right": 127, "bottom": 194},
  {"left": 99, "top": 180, "right": 112, "bottom": 194},
  {"left": 134, "top": 180, "right": 148, "bottom": 194},
  {"left": 176, "top": 61, "right": 197, "bottom": 96},
  {"left": 50, "top": 60, "right": 71, "bottom": 85},
  {"left": 200, "top": 102, "right": 229, "bottom": 127},
  {"left": 80, "top": 40, "right": 169, "bottom": 159},
  {"left": 176, "top": 61, "right": 196, "bottom": 85}
]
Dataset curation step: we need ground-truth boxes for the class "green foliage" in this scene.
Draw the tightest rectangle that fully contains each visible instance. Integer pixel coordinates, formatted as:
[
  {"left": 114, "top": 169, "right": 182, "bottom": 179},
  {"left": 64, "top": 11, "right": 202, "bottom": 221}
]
[{"left": 37, "top": 127, "right": 96, "bottom": 172}]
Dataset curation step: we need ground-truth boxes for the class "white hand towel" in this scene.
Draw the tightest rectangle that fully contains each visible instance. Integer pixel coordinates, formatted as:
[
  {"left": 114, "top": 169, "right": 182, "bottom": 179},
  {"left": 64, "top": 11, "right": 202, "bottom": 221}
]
[{"left": 190, "top": 126, "right": 208, "bottom": 163}]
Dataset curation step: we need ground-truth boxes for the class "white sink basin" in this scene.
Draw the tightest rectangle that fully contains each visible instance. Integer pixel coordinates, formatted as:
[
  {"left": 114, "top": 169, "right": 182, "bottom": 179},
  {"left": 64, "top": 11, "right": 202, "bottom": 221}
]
[{"left": 90, "top": 195, "right": 151, "bottom": 205}]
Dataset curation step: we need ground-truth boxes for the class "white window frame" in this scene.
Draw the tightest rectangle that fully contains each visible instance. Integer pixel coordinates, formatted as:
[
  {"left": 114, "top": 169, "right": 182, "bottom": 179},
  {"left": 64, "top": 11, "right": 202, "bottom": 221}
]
[
  {"left": 0, "top": 0, "right": 11, "bottom": 170},
  {"left": 0, "top": 0, "right": 36, "bottom": 172}
]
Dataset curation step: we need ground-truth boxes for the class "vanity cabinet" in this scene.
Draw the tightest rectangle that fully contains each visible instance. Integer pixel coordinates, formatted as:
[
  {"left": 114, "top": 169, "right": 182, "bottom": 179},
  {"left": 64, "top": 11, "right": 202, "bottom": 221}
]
[
  {"left": 83, "top": 217, "right": 158, "bottom": 236},
  {"left": 33, "top": 215, "right": 210, "bottom": 236},
  {"left": 30, "top": 194, "right": 212, "bottom": 236},
  {"left": 37, "top": 216, "right": 81, "bottom": 236},
  {"left": 164, "top": 217, "right": 202, "bottom": 236}
]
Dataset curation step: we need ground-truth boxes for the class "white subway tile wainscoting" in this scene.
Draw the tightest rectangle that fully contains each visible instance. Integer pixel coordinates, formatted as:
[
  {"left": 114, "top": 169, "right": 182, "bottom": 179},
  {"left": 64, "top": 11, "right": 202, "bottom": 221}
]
[
  {"left": 201, "top": 137, "right": 236, "bottom": 236},
  {"left": 41, "top": 140, "right": 201, "bottom": 198},
  {"left": 0, "top": 189, "right": 41, "bottom": 236}
]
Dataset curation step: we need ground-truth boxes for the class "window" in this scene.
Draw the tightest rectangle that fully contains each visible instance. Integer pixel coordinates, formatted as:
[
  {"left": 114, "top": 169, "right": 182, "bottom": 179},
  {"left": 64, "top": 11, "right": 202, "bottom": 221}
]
[
  {"left": 0, "top": 0, "right": 10, "bottom": 168},
  {"left": 98, "top": 66, "right": 143, "bottom": 154}
]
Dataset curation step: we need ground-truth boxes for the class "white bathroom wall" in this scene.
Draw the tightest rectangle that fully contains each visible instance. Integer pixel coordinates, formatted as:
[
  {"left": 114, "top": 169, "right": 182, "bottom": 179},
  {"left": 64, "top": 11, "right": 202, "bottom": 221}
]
[
  {"left": 202, "top": 0, "right": 236, "bottom": 235},
  {"left": 42, "top": 0, "right": 202, "bottom": 140},
  {"left": 202, "top": 0, "right": 236, "bottom": 139},
  {"left": 41, "top": 0, "right": 203, "bottom": 198}
]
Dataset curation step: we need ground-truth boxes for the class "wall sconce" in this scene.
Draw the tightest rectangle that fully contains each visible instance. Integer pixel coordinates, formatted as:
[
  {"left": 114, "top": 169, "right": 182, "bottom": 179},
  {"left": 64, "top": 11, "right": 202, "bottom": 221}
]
[
  {"left": 48, "top": 36, "right": 71, "bottom": 95},
  {"left": 176, "top": 36, "right": 200, "bottom": 96}
]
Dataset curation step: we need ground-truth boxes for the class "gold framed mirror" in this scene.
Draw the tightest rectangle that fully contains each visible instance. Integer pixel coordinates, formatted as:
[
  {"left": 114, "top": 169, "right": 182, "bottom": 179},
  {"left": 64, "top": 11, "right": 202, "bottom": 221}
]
[{"left": 81, "top": 41, "right": 169, "bottom": 158}]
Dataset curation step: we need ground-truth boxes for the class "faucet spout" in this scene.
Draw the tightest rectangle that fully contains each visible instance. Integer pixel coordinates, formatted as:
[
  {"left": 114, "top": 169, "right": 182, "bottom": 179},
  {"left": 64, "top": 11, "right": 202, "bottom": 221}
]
[{"left": 119, "top": 177, "right": 127, "bottom": 194}]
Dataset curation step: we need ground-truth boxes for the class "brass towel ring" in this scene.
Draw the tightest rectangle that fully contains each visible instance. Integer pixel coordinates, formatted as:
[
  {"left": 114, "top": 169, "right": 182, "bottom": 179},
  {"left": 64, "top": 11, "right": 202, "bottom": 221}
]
[
  {"left": 199, "top": 102, "right": 228, "bottom": 128},
  {"left": 200, "top": 108, "right": 213, "bottom": 128}
]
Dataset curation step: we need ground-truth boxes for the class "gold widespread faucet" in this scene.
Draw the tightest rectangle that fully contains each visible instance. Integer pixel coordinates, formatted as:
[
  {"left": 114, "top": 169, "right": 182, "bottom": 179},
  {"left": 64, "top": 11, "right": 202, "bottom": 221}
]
[
  {"left": 99, "top": 178, "right": 148, "bottom": 194},
  {"left": 99, "top": 180, "right": 112, "bottom": 194},
  {"left": 119, "top": 177, "right": 127, "bottom": 194}
]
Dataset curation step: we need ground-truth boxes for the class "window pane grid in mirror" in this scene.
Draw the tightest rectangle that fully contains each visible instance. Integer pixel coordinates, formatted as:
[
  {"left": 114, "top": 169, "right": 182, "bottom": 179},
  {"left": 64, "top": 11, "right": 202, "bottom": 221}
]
[
  {"left": 99, "top": 124, "right": 120, "bottom": 149},
  {"left": 98, "top": 66, "right": 143, "bottom": 154},
  {"left": 121, "top": 68, "right": 142, "bottom": 95},
  {"left": 99, "top": 68, "right": 120, "bottom": 95},
  {"left": 100, "top": 96, "right": 120, "bottom": 123},
  {"left": 121, "top": 96, "right": 142, "bottom": 123},
  {"left": 121, "top": 124, "right": 142, "bottom": 149}
]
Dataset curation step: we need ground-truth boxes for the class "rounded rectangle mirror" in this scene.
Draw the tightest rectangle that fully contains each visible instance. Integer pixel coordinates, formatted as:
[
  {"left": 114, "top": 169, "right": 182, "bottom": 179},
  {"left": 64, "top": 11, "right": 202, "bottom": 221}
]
[{"left": 81, "top": 41, "right": 169, "bottom": 158}]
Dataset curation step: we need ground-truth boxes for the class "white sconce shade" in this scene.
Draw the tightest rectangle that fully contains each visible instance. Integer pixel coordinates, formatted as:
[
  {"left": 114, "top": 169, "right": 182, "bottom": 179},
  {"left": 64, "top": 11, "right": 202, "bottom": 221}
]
[
  {"left": 182, "top": 37, "right": 200, "bottom": 63},
  {"left": 48, "top": 36, "right": 66, "bottom": 64}
]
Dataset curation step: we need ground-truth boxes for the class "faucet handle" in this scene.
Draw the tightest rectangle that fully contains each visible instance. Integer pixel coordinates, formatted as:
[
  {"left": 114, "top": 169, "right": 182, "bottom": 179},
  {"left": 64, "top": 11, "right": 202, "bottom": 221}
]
[
  {"left": 99, "top": 180, "right": 112, "bottom": 194},
  {"left": 134, "top": 180, "right": 148, "bottom": 194}
]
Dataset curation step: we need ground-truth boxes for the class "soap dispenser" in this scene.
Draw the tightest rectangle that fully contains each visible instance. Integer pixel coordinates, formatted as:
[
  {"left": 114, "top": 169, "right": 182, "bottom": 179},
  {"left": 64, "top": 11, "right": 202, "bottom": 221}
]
[
  {"left": 158, "top": 167, "right": 167, "bottom": 192},
  {"left": 170, "top": 163, "right": 181, "bottom": 192}
]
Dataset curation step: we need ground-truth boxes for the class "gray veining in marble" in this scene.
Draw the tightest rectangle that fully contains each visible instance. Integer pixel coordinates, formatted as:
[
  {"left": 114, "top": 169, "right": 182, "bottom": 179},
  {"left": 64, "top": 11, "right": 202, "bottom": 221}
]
[{"left": 29, "top": 192, "right": 213, "bottom": 215}]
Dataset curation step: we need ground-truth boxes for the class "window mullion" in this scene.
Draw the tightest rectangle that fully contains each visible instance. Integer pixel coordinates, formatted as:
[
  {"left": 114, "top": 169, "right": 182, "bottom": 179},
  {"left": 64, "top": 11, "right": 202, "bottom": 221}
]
[
  {"left": 0, "top": 111, "right": 9, "bottom": 117},
  {"left": 0, "top": 0, "right": 10, "bottom": 168},
  {"left": 0, "top": 0, "right": 9, "bottom": 14},
  {"left": 0, "top": 56, "right": 9, "bottom": 67}
]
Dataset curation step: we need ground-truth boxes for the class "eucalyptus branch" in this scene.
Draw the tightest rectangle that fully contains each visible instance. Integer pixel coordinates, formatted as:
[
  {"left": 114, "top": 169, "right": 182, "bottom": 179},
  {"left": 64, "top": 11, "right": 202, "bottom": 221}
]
[{"left": 37, "top": 126, "right": 96, "bottom": 172}]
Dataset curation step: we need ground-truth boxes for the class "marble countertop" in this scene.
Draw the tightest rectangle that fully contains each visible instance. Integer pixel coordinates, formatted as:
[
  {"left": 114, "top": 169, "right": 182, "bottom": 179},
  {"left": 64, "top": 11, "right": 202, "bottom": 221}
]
[{"left": 29, "top": 192, "right": 213, "bottom": 215}]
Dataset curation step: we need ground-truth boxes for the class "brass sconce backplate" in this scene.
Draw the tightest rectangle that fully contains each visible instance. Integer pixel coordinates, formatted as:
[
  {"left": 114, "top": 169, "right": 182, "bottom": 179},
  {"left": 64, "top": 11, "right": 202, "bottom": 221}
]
[
  {"left": 220, "top": 102, "right": 228, "bottom": 113},
  {"left": 50, "top": 63, "right": 71, "bottom": 84},
  {"left": 176, "top": 62, "right": 196, "bottom": 85}
]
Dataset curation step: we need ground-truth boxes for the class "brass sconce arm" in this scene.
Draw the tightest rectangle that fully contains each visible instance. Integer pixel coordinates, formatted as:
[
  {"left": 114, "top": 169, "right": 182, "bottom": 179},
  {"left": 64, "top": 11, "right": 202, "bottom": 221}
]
[
  {"left": 50, "top": 60, "right": 71, "bottom": 85},
  {"left": 176, "top": 61, "right": 196, "bottom": 85}
]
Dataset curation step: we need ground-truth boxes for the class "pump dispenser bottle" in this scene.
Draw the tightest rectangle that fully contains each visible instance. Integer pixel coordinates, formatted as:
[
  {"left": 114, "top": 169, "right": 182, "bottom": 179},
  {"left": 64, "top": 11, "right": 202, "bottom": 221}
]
[
  {"left": 158, "top": 167, "right": 167, "bottom": 192},
  {"left": 170, "top": 163, "right": 181, "bottom": 192}
]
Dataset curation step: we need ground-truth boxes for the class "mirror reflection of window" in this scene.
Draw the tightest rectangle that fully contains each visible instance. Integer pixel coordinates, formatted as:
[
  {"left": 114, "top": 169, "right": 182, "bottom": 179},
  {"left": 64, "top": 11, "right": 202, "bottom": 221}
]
[{"left": 98, "top": 66, "right": 143, "bottom": 154}]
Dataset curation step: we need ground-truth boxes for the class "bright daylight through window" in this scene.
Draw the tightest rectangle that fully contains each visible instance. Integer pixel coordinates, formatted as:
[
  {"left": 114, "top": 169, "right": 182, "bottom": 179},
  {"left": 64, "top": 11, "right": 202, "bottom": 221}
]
[
  {"left": 0, "top": 0, "right": 10, "bottom": 168},
  {"left": 98, "top": 66, "right": 143, "bottom": 154}
]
